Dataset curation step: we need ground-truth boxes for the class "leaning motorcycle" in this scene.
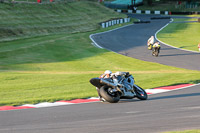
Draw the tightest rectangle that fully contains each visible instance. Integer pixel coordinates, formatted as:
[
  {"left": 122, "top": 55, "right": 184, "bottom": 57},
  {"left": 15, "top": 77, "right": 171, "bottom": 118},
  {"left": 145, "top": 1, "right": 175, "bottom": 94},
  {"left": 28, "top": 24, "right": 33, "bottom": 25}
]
[
  {"left": 89, "top": 72, "right": 148, "bottom": 103},
  {"left": 152, "top": 46, "right": 160, "bottom": 57},
  {"left": 152, "top": 42, "right": 161, "bottom": 57}
]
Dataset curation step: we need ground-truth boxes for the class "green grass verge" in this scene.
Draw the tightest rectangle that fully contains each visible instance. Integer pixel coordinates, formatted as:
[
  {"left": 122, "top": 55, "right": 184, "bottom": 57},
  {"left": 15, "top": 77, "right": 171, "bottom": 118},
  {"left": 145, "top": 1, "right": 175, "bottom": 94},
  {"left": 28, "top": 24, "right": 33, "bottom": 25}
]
[
  {"left": 0, "top": 1, "right": 199, "bottom": 106},
  {"left": 0, "top": 28, "right": 200, "bottom": 106},
  {"left": 157, "top": 15, "right": 200, "bottom": 52}
]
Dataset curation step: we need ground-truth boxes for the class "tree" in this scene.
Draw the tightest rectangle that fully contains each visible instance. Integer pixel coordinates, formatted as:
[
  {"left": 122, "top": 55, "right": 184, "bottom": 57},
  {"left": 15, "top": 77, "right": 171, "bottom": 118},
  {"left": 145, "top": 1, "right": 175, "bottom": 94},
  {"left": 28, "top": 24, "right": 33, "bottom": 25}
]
[{"left": 147, "top": 0, "right": 153, "bottom": 6}]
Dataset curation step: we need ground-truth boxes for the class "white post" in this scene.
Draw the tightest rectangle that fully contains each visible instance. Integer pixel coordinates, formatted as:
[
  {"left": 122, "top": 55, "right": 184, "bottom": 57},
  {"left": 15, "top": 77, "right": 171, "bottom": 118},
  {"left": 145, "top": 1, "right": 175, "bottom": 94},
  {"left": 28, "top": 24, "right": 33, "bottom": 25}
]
[
  {"left": 114, "top": 20, "right": 116, "bottom": 25},
  {"left": 145, "top": 10, "right": 151, "bottom": 14},
  {"left": 154, "top": 11, "right": 160, "bottom": 14},
  {"left": 112, "top": 20, "right": 114, "bottom": 26},
  {"left": 106, "top": 22, "right": 109, "bottom": 27},
  {"left": 136, "top": 10, "right": 141, "bottom": 14},
  {"left": 109, "top": 21, "right": 112, "bottom": 26},
  {"left": 124, "top": 18, "right": 127, "bottom": 23},
  {"left": 120, "top": 19, "right": 123, "bottom": 24},
  {"left": 117, "top": 19, "right": 119, "bottom": 24},
  {"left": 117, "top": 9, "right": 121, "bottom": 13},
  {"left": 101, "top": 23, "right": 105, "bottom": 28},
  {"left": 128, "top": 10, "right": 132, "bottom": 13}
]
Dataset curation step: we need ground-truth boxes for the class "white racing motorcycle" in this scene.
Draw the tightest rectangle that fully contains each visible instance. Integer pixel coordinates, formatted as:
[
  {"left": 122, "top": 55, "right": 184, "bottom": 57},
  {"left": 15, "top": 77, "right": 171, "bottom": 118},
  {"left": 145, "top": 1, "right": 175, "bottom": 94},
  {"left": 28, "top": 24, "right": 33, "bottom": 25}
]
[{"left": 90, "top": 72, "right": 148, "bottom": 103}]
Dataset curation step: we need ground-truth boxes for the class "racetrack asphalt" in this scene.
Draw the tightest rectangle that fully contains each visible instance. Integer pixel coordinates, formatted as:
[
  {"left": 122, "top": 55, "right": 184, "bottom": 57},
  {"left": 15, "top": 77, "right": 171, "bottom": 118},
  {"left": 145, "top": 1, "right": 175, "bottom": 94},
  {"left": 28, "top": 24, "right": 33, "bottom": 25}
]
[
  {"left": 91, "top": 14, "right": 200, "bottom": 71},
  {"left": 0, "top": 84, "right": 200, "bottom": 133}
]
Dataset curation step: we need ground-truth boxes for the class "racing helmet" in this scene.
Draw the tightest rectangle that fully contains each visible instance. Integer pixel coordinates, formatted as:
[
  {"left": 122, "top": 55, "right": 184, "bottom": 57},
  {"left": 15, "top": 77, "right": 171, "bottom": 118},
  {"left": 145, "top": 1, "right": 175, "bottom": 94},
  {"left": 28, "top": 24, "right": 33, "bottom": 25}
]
[{"left": 104, "top": 70, "right": 112, "bottom": 75}]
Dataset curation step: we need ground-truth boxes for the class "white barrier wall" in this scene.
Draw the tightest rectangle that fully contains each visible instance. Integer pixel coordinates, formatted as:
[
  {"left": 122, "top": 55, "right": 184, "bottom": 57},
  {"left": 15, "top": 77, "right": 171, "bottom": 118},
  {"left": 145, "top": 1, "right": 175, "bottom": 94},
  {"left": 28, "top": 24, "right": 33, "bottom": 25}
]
[
  {"left": 101, "top": 18, "right": 131, "bottom": 28},
  {"left": 154, "top": 11, "right": 160, "bottom": 14},
  {"left": 117, "top": 9, "right": 121, "bottom": 13},
  {"left": 135, "top": 10, "right": 169, "bottom": 15},
  {"left": 136, "top": 10, "right": 141, "bottom": 14},
  {"left": 145, "top": 10, "right": 151, "bottom": 14},
  {"left": 128, "top": 10, "right": 132, "bottom": 13}
]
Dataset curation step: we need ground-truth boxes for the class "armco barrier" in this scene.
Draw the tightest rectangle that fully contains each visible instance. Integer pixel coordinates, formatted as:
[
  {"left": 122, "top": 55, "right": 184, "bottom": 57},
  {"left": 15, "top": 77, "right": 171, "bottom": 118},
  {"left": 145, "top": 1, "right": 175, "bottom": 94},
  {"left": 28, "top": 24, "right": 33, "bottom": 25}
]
[{"left": 101, "top": 18, "right": 131, "bottom": 28}]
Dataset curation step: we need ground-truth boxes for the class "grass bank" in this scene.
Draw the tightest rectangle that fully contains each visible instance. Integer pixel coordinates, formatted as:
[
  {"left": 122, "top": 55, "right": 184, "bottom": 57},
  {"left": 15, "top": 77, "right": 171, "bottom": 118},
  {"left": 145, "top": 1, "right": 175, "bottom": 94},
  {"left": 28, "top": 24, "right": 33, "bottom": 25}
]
[
  {"left": 157, "top": 15, "right": 200, "bottom": 52},
  {"left": 0, "top": 1, "right": 126, "bottom": 42},
  {"left": 0, "top": 28, "right": 200, "bottom": 106},
  {"left": 0, "top": 1, "right": 199, "bottom": 106}
]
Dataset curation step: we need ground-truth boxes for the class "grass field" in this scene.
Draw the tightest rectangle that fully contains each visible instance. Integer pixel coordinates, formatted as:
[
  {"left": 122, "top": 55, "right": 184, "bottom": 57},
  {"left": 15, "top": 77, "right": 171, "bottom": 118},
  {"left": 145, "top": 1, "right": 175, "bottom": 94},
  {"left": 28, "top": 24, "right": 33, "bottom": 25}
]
[
  {"left": 0, "top": 1, "right": 200, "bottom": 106},
  {"left": 157, "top": 15, "right": 200, "bottom": 52},
  {"left": 0, "top": 1, "right": 126, "bottom": 42},
  {"left": 0, "top": 28, "right": 199, "bottom": 106}
]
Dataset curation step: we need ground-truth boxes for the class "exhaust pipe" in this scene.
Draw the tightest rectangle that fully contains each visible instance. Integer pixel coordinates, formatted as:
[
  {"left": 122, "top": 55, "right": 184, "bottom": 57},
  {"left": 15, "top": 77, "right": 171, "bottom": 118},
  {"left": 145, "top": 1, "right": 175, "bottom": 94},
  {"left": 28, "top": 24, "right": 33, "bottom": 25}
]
[{"left": 100, "top": 79, "right": 116, "bottom": 88}]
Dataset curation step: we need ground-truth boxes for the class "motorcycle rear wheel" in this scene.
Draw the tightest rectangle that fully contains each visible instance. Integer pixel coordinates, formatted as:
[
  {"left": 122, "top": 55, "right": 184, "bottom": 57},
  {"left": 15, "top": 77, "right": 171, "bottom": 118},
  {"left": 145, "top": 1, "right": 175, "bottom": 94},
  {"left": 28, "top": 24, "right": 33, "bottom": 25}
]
[
  {"left": 152, "top": 48, "right": 159, "bottom": 57},
  {"left": 134, "top": 85, "right": 148, "bottom": 100},
  {"left": 100, "top": 86, "right": 120, "bottom": 103}
]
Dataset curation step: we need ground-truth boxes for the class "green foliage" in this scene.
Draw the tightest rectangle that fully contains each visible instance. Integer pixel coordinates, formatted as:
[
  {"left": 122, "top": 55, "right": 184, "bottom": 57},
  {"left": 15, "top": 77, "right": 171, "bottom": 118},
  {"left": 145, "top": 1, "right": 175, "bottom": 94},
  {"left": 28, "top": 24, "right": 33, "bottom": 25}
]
[{"left": 139, "top": 0, "right": 200, "bottom": 11}]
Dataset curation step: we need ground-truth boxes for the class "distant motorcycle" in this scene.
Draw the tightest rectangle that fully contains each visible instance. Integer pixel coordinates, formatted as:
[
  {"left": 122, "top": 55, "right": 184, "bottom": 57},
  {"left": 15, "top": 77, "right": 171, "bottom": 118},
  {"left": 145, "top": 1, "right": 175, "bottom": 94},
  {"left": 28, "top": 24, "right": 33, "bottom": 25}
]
[
  {"left": 147, "top": 42, "right": 153, "bottom": 50},
  {"left": 90, "top": 72, "right": 148, "bottom": 103},
  {"left": 152, "top": 42, "right": 160, "bottom": 57}
]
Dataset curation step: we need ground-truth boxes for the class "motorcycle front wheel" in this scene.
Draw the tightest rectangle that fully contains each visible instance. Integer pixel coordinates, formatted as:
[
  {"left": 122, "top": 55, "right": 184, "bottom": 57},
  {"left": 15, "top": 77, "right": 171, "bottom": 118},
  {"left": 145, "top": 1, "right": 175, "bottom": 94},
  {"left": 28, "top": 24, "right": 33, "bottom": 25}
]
[
  {"left": 152, "top": 48, "right": 159, "bottom": 57},
  {"left": 134, "top": 85, "right": 148, "bottom": 100},
  {"left": 100, "top": 86, "right": 120, "bottom": 103},
  {"left": 148, "top": 45, "right": 152, "bottom": 50}
]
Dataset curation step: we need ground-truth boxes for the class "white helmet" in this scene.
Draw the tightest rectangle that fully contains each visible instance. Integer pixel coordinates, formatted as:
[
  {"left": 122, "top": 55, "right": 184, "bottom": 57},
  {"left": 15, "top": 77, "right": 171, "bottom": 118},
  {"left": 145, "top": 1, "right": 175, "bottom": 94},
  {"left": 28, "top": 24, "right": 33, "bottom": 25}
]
[{"left": 104, "top": 70, "right": 112, "bottom": 74}]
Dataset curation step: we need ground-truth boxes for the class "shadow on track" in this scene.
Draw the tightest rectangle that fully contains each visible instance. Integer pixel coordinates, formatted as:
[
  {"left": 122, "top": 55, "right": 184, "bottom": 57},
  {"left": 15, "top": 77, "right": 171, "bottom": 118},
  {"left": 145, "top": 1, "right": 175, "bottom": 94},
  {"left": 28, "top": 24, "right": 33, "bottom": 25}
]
[
  {"left": 160, "top": 52, "right": 200, "bottom": 57},
  {"left": 149, "top": 93, "right": 200, "bottom": 101},
  {"left": 97, "top": 99, "right": 146, "bottom": 104}
]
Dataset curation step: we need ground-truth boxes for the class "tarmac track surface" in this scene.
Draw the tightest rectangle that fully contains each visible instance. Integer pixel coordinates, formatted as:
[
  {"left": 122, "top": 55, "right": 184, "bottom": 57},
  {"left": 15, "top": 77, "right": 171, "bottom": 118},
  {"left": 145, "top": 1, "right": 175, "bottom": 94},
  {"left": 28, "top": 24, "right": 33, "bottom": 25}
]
[
  {"left": 0, "top": 84, "right": 200, "bottom": 133},
  {"left": 91, "top": 14, "right": 200, "bottom": 71}
]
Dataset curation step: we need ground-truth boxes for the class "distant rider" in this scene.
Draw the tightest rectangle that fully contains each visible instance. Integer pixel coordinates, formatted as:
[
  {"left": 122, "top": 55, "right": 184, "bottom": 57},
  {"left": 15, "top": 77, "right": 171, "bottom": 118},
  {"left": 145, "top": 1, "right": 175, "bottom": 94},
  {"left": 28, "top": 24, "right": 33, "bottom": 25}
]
[
  {"left": 152, "top": 41, "right": 161, "bottom": 53},
  {"left": 147, "top": 36, "right": 155, "bottom": 50}
]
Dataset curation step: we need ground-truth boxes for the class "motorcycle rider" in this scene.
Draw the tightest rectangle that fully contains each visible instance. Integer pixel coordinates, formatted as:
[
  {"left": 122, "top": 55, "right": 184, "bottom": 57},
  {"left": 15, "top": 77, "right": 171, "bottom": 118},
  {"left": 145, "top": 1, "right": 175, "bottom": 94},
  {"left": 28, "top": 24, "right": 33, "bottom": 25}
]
[
  {"left": 97, "top": 71, "right": 133, "bottom": 102},
  {"left": 97, "top": 70, "right": 112, "bottom": 102},
  {"left": 99, "top": 70, "right": 112, "bottom": 79},
  {"left": 97, "top": 70, "right": 126, "bottom": 102},
  {"left": 147, "top": 36, "right": 155, "bottom": 50},
  {"left": 112, "top": 71, "right": 134, "bottom": 92},
  {"left": 152, "top": 41, "right": 161, "bottom": 53}
]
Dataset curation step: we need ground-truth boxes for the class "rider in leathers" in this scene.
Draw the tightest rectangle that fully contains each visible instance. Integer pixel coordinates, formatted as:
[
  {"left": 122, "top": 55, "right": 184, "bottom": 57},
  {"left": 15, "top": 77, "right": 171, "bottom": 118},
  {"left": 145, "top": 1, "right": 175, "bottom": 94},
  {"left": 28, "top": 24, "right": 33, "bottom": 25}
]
[{"left": 97, "top": 70, "right": 132, "bottom": 102}]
